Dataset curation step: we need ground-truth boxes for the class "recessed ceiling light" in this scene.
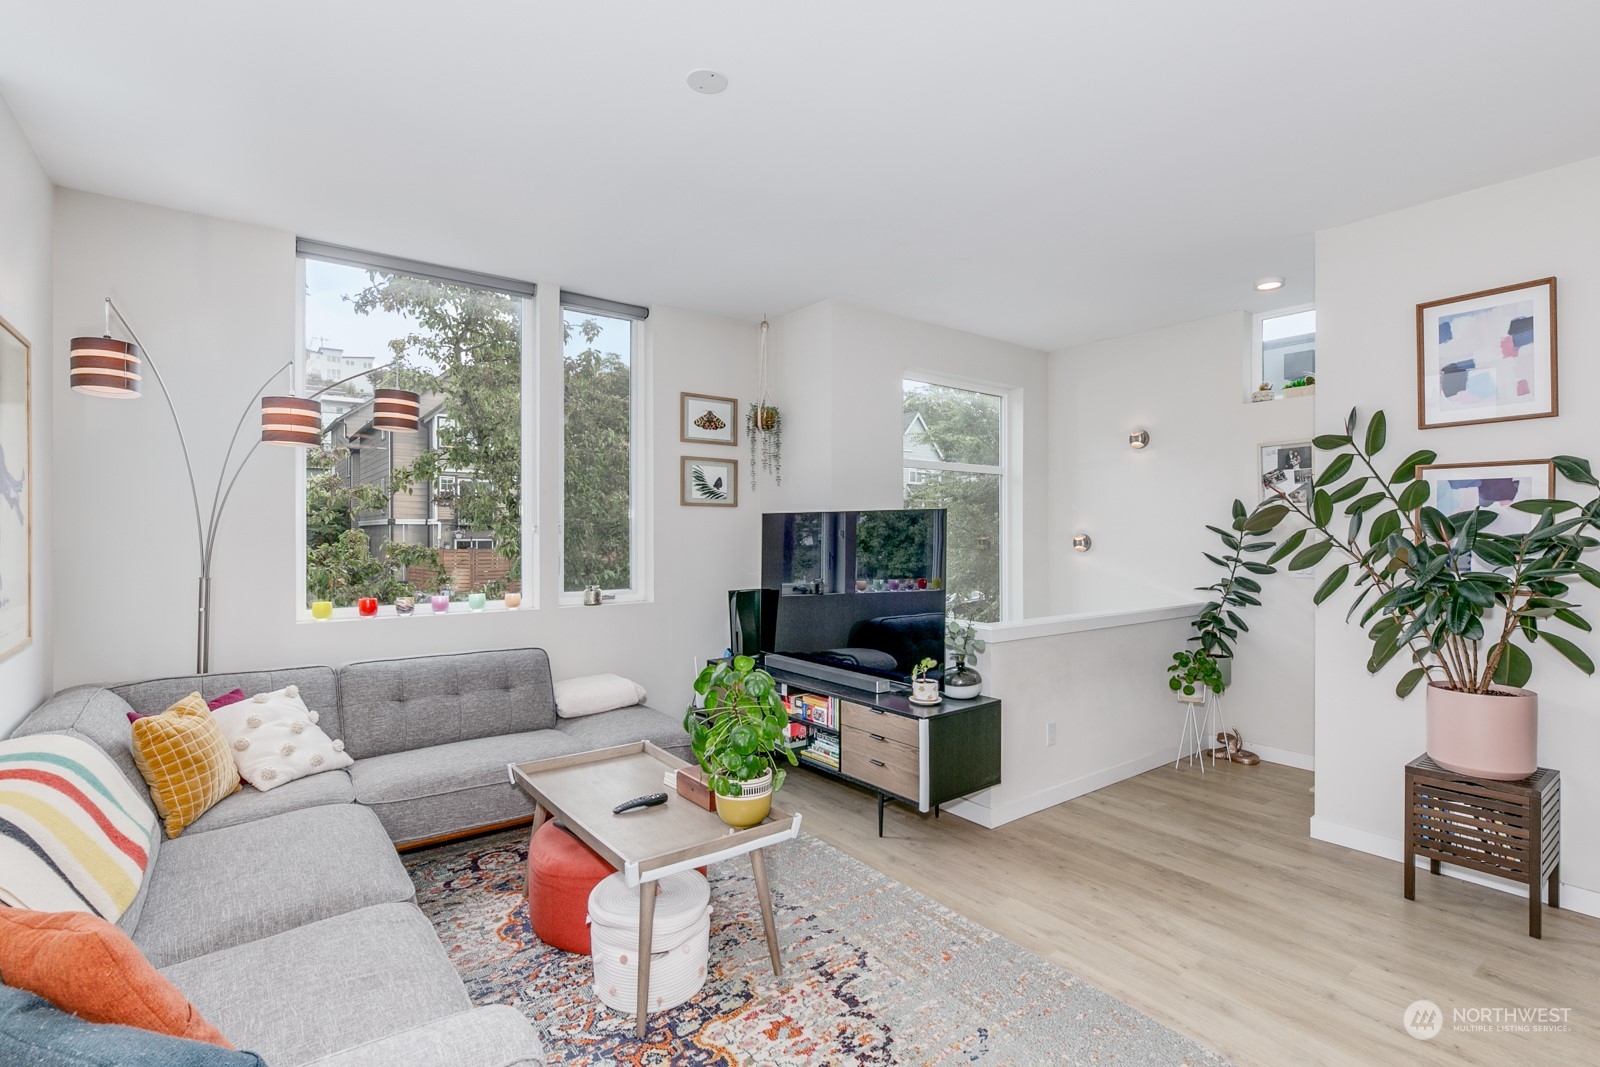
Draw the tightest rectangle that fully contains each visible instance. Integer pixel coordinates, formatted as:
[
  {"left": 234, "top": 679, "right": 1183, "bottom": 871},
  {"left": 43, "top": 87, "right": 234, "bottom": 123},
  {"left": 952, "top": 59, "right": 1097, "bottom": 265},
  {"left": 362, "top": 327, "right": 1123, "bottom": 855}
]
[
  {"left": 686, "top": 69, "right": 728, "bottom": 94},
  {"left": 1255, "top": 277, "right": 1285, "bottom": 292}
]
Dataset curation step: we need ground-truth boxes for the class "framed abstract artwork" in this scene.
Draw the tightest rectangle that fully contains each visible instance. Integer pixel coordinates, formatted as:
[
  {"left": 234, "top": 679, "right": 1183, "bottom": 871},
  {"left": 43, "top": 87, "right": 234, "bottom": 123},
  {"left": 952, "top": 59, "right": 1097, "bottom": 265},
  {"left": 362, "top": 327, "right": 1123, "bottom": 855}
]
[
  {"left": 679, "top": 392, "right": 738, "bottom": 446},
  {"left": 681, "top": 456, "right": 738, "bottom": 507},
  {"left": 1259, "top": 441, "right": 1313, "bottom": 505},
  {"left": 1415, "top": 460, "right": 1554, "bottom": 572},
  {"left": 0, "top": 315, "right": 30, "bottom": 661},
  {"left": 1416, "top": 278, "right": 1556, "bottom": 429}
]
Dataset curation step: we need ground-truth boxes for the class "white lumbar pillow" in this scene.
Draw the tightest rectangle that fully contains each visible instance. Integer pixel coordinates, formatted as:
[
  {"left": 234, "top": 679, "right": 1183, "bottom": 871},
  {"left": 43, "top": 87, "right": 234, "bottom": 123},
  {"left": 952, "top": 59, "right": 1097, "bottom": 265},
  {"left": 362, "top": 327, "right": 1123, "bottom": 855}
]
[
  {"left": 210, "top": 685, "right": 353, "bottom": 791},
  {"left": 554, "top": 674, "right": 647, "bottom": 718}
]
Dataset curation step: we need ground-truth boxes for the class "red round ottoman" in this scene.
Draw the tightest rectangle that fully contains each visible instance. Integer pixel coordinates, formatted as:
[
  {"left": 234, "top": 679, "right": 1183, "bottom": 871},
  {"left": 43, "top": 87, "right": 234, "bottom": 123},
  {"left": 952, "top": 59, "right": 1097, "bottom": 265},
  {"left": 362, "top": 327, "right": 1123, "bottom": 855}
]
[{"left": 526, "top": 820, "right": 614, "bottom": 954}]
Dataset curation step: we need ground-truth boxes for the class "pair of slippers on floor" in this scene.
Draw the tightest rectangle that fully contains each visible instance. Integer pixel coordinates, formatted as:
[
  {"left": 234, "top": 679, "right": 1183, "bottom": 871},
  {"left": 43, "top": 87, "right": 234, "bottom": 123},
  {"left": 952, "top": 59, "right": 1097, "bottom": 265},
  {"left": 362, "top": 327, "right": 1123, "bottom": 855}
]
[{"left": 1216, "top": 730, "right": 1259, "bottom": 765}]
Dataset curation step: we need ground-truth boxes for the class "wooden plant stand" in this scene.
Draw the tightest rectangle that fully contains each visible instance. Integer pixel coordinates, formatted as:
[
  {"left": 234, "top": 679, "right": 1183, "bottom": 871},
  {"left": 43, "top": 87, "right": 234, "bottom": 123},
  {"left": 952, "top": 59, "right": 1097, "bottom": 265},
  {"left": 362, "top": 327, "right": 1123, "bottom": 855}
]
[{"left": 1404, "top": 754, "right": 1560, "bottom": 938}]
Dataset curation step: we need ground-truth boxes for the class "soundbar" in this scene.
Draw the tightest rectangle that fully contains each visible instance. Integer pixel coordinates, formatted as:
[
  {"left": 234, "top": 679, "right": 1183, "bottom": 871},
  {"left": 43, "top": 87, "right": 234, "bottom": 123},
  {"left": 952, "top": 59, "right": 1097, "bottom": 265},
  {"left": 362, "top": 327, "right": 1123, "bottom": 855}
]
[{"left": 763, "top": 653, "right": 896, "bottom": 694}]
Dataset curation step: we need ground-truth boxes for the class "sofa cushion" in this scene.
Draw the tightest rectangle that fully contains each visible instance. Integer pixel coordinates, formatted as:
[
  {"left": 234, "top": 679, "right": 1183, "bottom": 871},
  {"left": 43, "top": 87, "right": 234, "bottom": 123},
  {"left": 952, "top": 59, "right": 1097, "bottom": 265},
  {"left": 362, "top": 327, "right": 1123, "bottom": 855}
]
[
  {"left": 131, "top": 804, "right": 414, "bottom": 968},
  {"left": 349, "top": 729, "right": 583, "bottom": 844},
  {"left": 212, "top": 686, "right": 353, "bottom": 792},
  {"left": 296, "top": 1005, "right": 543, "bottom": 1067},
  {"left": 337, "top": 648, "right": 558, "bottom": 759},
  {"left": 131, "top": 694, "right": 242, "bottom": 839},
  {"left": 553, "top": 704, "right": 693, "bottom": 761},
  {"left": 11, "top": 685, "right": 150, "bottom": 794},
  {"left": 0, "top": 908, "right": 232, "bottom": 1048},
  {"left": 182, "top": 770, "right": 354, "bottom": 835},
  {"left": 161, "top": 903, "right": 470, "bottom": 1067},
  {"left": 115, "top": 667, "right": 342, "bottom": 743},
  {"left": 0, "top": 986, "right": 265, "bottom": 1067},
  {"left": 0, "top": 732, "right": 159, "bottom": 922}
]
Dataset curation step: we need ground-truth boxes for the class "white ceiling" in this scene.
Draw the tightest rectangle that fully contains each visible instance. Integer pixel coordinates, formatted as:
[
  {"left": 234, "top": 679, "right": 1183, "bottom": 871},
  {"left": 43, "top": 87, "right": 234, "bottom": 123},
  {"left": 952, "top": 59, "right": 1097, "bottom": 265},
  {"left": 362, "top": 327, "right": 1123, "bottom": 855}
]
[{"left": 4, "top": 1, "right": 1600, "bottom": 351}]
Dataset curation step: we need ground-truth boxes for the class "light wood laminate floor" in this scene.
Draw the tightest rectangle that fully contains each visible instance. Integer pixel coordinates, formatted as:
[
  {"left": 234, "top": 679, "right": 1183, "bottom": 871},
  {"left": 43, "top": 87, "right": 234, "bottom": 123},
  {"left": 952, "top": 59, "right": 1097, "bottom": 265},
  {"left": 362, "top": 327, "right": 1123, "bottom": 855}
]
[{"left": 783, "top": 758, "right": 1600, "bottom": 1066}]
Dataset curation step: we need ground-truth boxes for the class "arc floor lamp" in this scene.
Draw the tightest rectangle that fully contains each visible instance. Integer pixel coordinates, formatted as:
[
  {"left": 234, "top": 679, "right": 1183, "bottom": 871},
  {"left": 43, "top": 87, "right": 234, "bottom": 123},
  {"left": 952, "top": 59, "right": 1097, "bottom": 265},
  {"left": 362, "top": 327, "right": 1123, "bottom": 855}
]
[{"left": 70, "top": 297, "right": 421, "bottom": 674}]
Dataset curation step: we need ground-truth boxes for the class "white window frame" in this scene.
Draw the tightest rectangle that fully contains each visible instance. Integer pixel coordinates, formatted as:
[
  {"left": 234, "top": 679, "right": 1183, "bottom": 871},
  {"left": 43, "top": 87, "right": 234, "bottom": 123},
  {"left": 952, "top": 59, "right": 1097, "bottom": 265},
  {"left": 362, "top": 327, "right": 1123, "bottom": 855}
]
[
  {"left": 901, "top": 373, "right": 1011, "bottom": 621},
  {"left": 1248, "top": 303, "right": 1316, "bottom": 401},
  {"left": 293, "top": 249, "right": 535, "bottom": 621},
  {"left": 558, "top": 309, "right": 648, "bottom": 605}
]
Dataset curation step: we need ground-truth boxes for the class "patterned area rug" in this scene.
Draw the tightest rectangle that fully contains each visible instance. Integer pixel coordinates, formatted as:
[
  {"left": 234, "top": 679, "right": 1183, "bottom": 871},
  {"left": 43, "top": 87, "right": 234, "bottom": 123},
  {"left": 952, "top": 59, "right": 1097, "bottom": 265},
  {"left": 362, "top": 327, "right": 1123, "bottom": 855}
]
[{"left": 405, "top": 827, "right": 1227, "bottom": 1066}]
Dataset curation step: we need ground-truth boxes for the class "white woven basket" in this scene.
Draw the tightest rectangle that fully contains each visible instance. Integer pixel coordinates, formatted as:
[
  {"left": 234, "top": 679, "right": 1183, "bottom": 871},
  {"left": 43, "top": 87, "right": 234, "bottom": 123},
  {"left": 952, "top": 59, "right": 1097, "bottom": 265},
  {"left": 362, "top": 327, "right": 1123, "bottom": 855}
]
[{"left": 587, "top": 870, "right": 712, "bottom": 1014}]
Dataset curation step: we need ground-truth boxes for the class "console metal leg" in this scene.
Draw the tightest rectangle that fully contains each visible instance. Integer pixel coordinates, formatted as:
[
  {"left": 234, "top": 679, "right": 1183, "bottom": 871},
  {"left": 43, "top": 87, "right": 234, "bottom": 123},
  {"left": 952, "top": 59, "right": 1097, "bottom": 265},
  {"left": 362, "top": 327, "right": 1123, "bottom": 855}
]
[{"left": 877, "top": 792, "right": 885, "bottom": 837}]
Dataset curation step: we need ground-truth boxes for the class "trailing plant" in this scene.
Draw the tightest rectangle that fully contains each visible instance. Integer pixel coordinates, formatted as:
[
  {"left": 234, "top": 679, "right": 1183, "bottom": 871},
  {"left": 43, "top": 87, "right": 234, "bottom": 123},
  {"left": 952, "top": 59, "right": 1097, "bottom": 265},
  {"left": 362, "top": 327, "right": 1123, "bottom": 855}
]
[
  {"left": 947, "top": 617, "right": 987, "bottom": 674},
  {"left": 684, "top": 656, "right": 798, "bottom": 797},
  {"left": 1168, "top": 649, "right": 1226, "bottom": 698},
  {"left": 1248, "top": 406, "right": 1600, "bottom": 697},
  {"left": 1190, "top": 500, "right": 1279, "bottom": 660},
  {"left": 747, "top": 403, "right": 782, "bottom": 488}
]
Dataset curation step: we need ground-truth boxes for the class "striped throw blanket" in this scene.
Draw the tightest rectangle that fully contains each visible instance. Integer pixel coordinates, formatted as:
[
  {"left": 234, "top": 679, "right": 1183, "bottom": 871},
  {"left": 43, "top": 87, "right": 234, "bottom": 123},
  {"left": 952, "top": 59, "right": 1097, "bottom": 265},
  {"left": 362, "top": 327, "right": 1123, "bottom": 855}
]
[{"left": 0, "top": 733, "right": 159, "bottom": 922}]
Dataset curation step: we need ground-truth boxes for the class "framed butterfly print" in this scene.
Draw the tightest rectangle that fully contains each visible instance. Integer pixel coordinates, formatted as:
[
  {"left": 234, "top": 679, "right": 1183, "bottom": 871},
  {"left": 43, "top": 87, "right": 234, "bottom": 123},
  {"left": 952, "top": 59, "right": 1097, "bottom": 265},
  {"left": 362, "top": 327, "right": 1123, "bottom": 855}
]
[
  {"left": 681, "top": 456, "right": 738, "bottom": 507},
  {"left": 680, "top": 392, "right": 738, "bottom": 446}
]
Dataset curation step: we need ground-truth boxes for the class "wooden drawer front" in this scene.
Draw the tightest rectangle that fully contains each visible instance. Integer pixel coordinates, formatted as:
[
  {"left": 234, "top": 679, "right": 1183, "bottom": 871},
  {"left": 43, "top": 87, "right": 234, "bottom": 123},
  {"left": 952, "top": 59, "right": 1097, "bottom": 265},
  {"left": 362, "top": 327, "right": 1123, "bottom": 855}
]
[
  {"left": 842, "top": 727, "right": 920, "bottom": 801},
  {"left": 840, "top": 701, "right": 920, "bottom": 747}
]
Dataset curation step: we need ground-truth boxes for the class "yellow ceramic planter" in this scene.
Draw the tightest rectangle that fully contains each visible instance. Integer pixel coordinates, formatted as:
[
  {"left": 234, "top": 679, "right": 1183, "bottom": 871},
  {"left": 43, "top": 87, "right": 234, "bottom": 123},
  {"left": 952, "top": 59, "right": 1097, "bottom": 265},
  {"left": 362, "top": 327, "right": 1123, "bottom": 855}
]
[{"left": 714, "top": 771, "right": 774, "bottom": 829}]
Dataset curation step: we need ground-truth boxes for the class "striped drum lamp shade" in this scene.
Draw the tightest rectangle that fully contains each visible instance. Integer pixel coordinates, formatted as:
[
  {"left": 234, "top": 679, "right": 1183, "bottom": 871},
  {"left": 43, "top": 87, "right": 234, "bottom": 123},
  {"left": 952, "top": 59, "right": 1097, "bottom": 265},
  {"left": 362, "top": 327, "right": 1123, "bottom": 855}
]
[
  {"left": 69, "top": 336, "right": 142, "bottom": 396},
  {"left": 260, "top": 395, "right": 322, "bottom": 446},
  {"left": 372, "top": 388, "right": 421, "bottom": 432}
]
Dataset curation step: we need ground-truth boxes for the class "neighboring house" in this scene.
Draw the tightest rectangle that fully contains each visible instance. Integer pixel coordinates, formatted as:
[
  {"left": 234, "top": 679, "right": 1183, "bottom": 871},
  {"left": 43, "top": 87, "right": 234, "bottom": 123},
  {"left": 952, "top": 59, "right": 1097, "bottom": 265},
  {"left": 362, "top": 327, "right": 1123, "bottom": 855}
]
[
  {"left": 320, "top": 391, "right": 493, "bottom": 555},
  {"left": 902, "top": 411, "right": 943, "bottom": 490},
  {"left": 306, "top": 345, "right": 376, "bottom": 426}
]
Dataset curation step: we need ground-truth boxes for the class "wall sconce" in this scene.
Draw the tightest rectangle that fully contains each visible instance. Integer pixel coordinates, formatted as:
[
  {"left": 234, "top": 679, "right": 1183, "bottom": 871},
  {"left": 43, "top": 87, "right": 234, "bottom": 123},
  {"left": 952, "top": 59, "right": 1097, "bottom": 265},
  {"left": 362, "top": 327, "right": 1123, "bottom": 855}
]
[
  {"left": 1072, "top": 534, "right": 1092, "bottom": 552},
  {"left": 1128, "top": 429, "right": 1150, "bottom": 449}
]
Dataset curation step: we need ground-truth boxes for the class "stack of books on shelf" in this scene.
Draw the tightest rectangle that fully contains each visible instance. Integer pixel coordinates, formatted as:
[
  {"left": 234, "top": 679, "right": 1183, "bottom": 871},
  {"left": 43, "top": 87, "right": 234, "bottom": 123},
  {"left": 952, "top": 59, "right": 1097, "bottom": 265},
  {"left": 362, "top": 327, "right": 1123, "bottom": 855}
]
[
  {"left": 787, "top": 691, "right": 837, "bottom": 729},
  {"left": 801, "top": 730, "right": 840, "bottom": 769}
]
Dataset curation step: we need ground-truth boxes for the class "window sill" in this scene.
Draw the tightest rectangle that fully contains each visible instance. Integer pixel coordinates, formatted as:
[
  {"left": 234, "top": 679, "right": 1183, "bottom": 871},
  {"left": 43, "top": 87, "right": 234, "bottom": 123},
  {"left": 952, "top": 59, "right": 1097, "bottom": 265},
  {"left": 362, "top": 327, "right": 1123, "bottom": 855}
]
[
  {"left": 297, "top": 600, "right": 530, "bottom": 624},
  {"left": 557, "top": 593, "right": 649, "bottom": 609}
]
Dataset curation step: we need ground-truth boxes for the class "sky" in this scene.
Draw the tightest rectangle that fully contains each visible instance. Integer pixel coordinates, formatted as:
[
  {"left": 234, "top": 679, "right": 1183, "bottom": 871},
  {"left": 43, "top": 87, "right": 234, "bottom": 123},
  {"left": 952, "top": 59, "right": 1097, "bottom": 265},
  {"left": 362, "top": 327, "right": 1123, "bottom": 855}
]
[{"left": 303, "top": 258, "right": 632, "bottom": 373}]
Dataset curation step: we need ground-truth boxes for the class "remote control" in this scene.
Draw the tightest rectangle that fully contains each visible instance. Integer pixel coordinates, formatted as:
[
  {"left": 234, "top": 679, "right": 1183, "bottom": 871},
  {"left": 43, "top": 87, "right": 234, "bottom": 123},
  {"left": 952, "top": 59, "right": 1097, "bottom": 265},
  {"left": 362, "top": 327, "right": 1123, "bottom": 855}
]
[{"left": 612, "top": 792, "right": 668, "bottom": 815}]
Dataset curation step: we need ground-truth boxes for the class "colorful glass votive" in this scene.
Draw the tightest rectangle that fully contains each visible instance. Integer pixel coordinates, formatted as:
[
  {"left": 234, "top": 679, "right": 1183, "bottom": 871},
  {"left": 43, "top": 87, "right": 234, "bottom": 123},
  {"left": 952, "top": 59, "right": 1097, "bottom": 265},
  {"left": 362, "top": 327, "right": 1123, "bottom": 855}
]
[
  {"left": 468, "top": 592, "right": 487, "bottom": 612},
  {"left": 431, "top": 594, "right": 450, "bottom": 614},
  {"left": 917, "top": 577, "right": 928, "bottom": 589},
  {"left": 311, "top": 600, "right": 333, "bottom": 621},
  {"left": 395, "top": 596, "right": 415, "bottom": 616},
  {"left": 504, "top": 592, "right": 521, "bottom": 610},
  {"left": 358, "top": 597, "right": 379, "bottom": 617}
]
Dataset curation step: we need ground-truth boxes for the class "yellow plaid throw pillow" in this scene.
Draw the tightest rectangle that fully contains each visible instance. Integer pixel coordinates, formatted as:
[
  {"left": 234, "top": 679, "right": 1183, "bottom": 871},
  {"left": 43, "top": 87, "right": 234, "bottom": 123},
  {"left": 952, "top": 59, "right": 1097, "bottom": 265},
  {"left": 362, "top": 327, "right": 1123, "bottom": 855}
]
[{"left": 131, "top": 693, "right": 241, "bottom": 838}]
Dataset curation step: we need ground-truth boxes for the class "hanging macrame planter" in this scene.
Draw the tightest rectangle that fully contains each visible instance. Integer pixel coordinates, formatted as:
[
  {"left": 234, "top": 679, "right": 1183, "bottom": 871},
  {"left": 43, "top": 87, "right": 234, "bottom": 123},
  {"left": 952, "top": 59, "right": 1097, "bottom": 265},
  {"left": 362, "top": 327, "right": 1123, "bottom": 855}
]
[{"left": 747, "top": 318, "right": 781, "bottom": 489}]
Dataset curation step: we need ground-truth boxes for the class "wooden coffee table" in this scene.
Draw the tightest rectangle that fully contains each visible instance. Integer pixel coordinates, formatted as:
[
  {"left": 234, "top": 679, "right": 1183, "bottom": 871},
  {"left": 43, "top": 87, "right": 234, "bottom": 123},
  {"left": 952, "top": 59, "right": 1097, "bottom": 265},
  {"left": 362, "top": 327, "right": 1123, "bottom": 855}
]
[{"left": 510, "top": 741, "right": 801, "bottom": 1037}]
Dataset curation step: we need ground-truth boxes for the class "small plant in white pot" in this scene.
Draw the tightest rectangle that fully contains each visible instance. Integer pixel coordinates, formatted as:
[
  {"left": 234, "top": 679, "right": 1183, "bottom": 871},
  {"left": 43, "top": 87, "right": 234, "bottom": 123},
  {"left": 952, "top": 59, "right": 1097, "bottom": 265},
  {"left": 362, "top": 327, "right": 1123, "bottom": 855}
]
[
  {"left": 945, "top": 617, "right": 987, "bottom": 698},
  {"left": 910, "top": 657, "right": 940, "bottom": 703},
  {"left": 684, "top": 656, "right": 799, "bottom": 828},
  {"left": 1247, "top": 407, "right": 1599, "bottom": 780},
  {"left": 1168, "top": 649, "right": 1225, "bottom": 704}
]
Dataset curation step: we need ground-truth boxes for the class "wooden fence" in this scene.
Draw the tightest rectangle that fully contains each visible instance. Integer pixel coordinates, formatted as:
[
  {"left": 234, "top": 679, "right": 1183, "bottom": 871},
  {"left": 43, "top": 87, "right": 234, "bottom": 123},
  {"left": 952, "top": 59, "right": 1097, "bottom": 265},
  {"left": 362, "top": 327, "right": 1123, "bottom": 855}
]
[{"left": 405, "top": 548, "right": 520, "bottom": 593}]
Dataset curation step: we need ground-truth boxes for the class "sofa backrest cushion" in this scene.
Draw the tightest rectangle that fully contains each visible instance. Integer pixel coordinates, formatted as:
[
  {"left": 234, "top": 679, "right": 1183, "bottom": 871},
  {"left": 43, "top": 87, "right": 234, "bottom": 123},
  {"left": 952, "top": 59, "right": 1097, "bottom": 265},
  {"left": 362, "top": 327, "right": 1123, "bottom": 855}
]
[
  {"left": 337, "top": 648, "right": 558, "bottom": 758},
  {"left": 0, "top": 986, "right": 264, "bottom": 1066},
  {"left": 114, "top": 667, "right": 341, "bottom": 741}
]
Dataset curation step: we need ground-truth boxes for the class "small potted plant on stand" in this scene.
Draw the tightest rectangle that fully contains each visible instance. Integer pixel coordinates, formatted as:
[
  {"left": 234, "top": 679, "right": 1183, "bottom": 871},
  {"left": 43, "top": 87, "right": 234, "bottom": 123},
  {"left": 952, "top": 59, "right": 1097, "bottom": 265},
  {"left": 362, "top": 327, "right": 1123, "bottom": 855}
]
[
  {"left": 910, "top": 657, "right": 941, "bottom": 704},
  {"left": 1168, "top": 649, "right": 1225, "bottom": 703},
  {"left": 945, "top": 617, "right": 986, "bottom": 698},
  {"left": 1246, "top": 407, "right": 1600, "bottom": 779},
  {"left": 684, "top": 656, "right": 799, "bottom": 828}
]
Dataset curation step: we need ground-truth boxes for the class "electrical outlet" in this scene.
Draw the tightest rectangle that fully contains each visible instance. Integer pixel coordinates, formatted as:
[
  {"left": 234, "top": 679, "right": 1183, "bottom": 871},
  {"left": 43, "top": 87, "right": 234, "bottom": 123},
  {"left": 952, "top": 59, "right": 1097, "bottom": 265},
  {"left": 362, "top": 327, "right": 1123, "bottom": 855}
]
[{"left": 1045, "top": 721, "right": 1057, "bottom": 746}]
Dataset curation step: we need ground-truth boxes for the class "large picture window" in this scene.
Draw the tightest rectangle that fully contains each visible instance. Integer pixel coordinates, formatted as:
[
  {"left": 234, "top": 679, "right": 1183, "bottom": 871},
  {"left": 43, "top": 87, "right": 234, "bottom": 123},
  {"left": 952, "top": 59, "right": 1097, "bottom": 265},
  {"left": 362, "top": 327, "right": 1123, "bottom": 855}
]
[
  {"left": 902, "top": 379, "right": 1005, "bottom": 622},
  {"left": 562, "top": 302, "right": 641, "bottom": 597},
  {"left": 299, "top": 246, "right": 529, "bottom": 612}
]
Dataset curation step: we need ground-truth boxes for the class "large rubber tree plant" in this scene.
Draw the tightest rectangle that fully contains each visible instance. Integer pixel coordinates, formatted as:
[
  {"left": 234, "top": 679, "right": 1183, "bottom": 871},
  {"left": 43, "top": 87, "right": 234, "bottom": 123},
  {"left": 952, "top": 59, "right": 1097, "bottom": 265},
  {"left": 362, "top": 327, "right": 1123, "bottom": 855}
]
[{"left": 1244, "top": 407, "right": 1599, "bottom": 779}]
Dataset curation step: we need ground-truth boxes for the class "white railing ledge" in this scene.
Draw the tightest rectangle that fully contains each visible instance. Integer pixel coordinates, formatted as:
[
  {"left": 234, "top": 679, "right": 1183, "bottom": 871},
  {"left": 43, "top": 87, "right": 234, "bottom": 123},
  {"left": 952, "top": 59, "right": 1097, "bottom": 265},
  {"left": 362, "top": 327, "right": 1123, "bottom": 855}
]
[{"left": 974, "top": 602, "right": 1206, "bottom": 644}]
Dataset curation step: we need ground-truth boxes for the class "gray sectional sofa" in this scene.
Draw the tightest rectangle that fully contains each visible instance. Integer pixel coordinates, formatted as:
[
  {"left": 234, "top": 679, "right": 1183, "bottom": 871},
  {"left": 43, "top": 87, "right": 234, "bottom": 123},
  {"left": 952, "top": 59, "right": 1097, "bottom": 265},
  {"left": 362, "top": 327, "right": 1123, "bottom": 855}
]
[{"left": 10, "top": 647, "right": 691, "bottom": 1066}]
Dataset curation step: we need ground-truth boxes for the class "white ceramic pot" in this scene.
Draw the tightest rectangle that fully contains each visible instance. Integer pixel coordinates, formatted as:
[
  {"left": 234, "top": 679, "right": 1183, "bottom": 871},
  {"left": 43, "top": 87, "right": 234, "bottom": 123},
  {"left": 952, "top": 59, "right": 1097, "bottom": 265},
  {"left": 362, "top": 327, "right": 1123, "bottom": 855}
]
[
  {"left": 1425, "top": 682, "right": 1537, "bottom": 781},
  {"left": 911, "top": 678, "right": 940, "bottom": 703}
]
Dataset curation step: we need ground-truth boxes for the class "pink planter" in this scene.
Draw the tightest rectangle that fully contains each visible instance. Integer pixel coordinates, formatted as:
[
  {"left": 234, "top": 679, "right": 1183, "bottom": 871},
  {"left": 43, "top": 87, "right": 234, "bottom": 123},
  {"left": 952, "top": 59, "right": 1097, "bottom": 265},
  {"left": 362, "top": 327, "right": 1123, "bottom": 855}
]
[{"left": 1425, "top": 682, "right": 1537, "bottom": 781}]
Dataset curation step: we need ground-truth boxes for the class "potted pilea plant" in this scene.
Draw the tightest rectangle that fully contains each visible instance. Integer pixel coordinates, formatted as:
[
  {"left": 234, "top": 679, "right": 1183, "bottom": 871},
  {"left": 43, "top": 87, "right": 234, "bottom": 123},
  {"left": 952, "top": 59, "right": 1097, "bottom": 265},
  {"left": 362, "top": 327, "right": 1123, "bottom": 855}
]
[
  {"left": 1168, "top": 649, "right": 1225, "bottom": 703},
  {"left": 684, "top": 656, "right": 798, "bottom": 828},
  {"left": 1247, "top": 407, "right": 1599, "bottom": 779},
  {"left": 910, "top": 657, "right": 940, "bottom": 703},
  {"left": 1184, "top": 500, "right": 1280, "bottom": 690},
  {"left": 1281, "top": 374, "right": 1316, "bottom": 399},
  {"left": 945, "top": 617, "right": 987, "bottom": 698}
]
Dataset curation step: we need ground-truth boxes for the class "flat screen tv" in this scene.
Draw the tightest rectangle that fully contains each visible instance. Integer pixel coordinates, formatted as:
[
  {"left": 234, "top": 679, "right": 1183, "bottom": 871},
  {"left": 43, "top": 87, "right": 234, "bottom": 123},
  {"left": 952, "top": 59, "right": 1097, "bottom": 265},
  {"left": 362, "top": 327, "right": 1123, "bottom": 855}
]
[{"left": 760, "top": 509, "right": 946, "bottom": 691}]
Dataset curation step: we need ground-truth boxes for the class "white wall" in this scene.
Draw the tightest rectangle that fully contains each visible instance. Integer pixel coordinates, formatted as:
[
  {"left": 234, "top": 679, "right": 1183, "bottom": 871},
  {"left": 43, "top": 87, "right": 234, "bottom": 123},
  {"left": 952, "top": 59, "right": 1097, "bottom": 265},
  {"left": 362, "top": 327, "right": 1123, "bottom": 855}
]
[
  {"left": 1049, "top": 314, "right": 1315, "bottom": 763},
  {"left": 1313, "top": 155, "right": 1600, "bottom": 913},
  {"left": 768, "top": 300, "right": 1051, "bottom": 618},
  {"left": 0, "top": 95, "right": 53, "bottom": 736},
  {"left": 51, "top": 190, "right": 762, "bottom": 713}
]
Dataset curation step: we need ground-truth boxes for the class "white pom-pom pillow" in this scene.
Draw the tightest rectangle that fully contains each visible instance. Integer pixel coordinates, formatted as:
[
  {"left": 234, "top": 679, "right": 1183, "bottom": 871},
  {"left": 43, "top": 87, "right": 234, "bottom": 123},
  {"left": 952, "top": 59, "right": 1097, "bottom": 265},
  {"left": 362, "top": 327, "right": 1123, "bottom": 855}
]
[{"left": 209, "top": 685, "right": 353, "bottom": 791}]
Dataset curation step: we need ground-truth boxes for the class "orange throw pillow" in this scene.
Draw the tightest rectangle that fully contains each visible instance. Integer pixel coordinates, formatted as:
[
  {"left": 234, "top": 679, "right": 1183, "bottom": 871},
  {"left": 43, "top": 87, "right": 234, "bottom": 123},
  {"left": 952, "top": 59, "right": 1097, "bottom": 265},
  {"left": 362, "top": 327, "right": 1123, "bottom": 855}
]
[
  {"left": 0, "top": 907, "right": 233, "bottom": 1047},
  {"left": 131, "top": 692, "right": 241, "bottom": 837}
]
